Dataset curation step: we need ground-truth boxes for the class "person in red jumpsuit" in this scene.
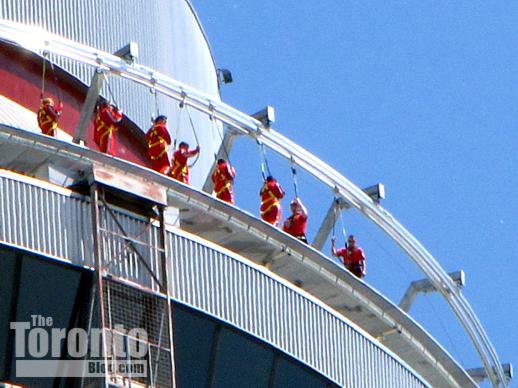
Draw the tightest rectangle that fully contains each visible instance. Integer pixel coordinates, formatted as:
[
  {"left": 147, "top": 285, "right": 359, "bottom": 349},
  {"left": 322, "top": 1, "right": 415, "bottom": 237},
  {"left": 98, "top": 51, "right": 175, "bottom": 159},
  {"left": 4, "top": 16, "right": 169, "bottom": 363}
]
[
  {"left": 283, "top": 197, "right": 308, "bottom": 243},
  {"left": 332, "top": 234, "right": 366, "bottom": 279},
  {"left": 260, "top": 176, "right": 285, "bottom": 226},
  {"left": 37, "top": 97, "right": 62, "bottom": 137},
  {"left": 211, "top": 158, "right": 236, "bottom": 204},
  {"left": 146, "top": 115, "right": 172, "bottom": 175},
  {"left": 170, "top": 141, "right": 200, "bottom": 184},
  {"left": 94, "top": 102, "right": 123, "bottom": 156}
]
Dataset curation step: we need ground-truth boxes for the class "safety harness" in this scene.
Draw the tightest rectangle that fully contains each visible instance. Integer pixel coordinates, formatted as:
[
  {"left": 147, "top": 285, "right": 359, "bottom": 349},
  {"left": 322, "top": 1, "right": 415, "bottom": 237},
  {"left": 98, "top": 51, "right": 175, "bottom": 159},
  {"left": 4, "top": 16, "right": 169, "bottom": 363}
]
[
  {"left": 214, "top": 167, "right": 232, "bottom": 195},
  {"left": 37, "top": 106, "right": 59, "bottom": 136},
  {"left": 147, "top": 127, "right": 169, "bottom": 160},
  {"left": 260, "top": 189, "right": 280, "bottom": 215},
  {"left": 170, "top": 158, "right": 188, "bottom": 177}
]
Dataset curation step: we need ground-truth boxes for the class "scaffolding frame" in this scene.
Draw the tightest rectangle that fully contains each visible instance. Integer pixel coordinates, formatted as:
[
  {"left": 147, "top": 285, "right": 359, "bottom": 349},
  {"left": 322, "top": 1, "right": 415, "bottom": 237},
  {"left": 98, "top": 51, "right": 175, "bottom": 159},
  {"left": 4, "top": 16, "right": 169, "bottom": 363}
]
[{"left": 89, "top": 166, "right": 174, "bottom": 388}]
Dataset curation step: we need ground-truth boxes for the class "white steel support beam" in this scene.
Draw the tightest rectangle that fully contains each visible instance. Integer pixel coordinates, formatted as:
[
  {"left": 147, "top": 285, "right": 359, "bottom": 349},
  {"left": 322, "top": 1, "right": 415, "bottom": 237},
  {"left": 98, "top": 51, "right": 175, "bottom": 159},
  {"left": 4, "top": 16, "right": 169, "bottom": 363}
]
[
  {"left": 312, "top": 184, "right": 385, "bottom": 250},
  {"left": 399, "top": 271, "right": 465, "bottom": 312},
  {"left": 0, "top": 20, "right": 507, "bottom": 387},
  {"left": 467, "top": 364, "right": 512, "bottom": 384},
  {"left": 312, "top": 198, "right": 341, "bottom": 251},
  {"left": 73, "top": 70, "right": 104, "bottom": 144}
]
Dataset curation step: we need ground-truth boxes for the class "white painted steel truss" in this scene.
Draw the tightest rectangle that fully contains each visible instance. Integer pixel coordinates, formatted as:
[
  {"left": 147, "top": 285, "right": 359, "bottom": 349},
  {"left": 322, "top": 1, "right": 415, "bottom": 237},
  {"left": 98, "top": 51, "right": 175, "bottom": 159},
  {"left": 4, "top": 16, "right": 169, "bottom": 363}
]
[{"left": 0, "top": 19, "right": 507, "bottom": 387}]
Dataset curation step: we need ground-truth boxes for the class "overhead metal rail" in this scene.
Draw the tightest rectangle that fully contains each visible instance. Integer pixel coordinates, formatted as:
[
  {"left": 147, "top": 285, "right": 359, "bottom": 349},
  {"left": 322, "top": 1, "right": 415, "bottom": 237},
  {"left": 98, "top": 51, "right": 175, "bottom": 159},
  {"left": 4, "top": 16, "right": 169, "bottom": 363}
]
[{"left": 0, "top": 20, "right": 507, "bottom": 387}]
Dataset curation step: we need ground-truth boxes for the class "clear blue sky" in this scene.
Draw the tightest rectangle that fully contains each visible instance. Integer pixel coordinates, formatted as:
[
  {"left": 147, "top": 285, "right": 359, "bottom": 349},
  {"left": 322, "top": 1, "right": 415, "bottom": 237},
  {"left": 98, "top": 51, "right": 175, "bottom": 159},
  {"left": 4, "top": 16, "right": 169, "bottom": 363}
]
[{"left": 192, "top": 1, "right": 517, "bottom": 385}]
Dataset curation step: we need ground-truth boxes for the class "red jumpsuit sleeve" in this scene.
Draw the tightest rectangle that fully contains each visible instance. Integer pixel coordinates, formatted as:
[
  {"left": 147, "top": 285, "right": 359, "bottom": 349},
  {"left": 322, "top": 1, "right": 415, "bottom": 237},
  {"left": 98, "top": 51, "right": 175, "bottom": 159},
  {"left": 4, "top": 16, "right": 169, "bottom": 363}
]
[
  {"left": 260, "top": 184, "right": 267, "bottom": 196},
  {"left": 336, "top": 248, "right": 347, "bottom": 266},
  {"left": 336, "top": 248, "right": 346, "bottom": 256},
  {"left": 282, "top": 218, "right": 291, "bottom": 232},
  {"left": 223, "top": 164, "right": 235, "bottom": 181},
  {"left": 160, "top": 126, "right": 172, "bottom": 145},
  {"left": 145, "top": 127, "right": 153, "bottom": 142},
  {"left": 185, "top": 148, "right": 199, "bottom": 157},
  {"left": 46, "top": 106, "right": 59, "bottom": 121},
  {"left": 107, "top": 107, "right": 123, "bottom": 123},
  {"left": 271, "top": 183, "right": 284, "bottom": 199}
]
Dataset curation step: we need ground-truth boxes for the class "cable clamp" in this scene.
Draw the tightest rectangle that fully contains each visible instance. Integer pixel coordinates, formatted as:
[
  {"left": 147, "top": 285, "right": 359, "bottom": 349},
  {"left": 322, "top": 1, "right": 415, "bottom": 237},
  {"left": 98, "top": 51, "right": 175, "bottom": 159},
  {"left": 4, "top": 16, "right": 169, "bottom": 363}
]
[
  {"left": 179, "top": 91, "right": 187, "bottom": 108},
  {"left": 208, "top": 103, "right": 216, "bottom": 121}
]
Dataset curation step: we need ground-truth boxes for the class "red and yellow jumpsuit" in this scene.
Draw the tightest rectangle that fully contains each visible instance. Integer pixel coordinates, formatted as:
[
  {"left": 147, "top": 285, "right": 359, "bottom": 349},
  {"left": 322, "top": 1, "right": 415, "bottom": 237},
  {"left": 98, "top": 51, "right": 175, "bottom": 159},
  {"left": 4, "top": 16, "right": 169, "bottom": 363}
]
[
  {"left": 211, "top": 161, "right": 236, "bottom": 204},
  {"left": 335, "top": 247, "right": 366, "bottom": 278},
  {"left": 170, "top": 146, "right": 200, "bottom": 184},
  {"left": 283, "top": 212, "right": 308, "bottom": 243},
  {"left": 146, "top": 123, "right": 172, "bottom": 174},
  {"left": 37, "top": 101, "right": 61, "bottom": 137},
  {"left": 260, "top": 179, "right": 285, "bottom": 226},
  {"left": 94, "top": 104, "right": 123, "bottom": 156}
]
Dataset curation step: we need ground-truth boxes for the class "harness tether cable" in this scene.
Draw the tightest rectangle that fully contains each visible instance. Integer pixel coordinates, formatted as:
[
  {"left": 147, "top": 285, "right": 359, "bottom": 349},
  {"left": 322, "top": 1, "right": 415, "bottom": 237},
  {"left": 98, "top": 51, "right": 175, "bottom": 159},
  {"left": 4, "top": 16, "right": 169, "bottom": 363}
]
[
  {"left": 185, "top": 104, "right": 200, "bottom": 168},
  {"left": 257, "top": 138, "right": 272, "bottom": 180},
  {"left": 103, "top": 72, "right": 118, "bottom": 108},
  {"left": 290, "top": 156, "right": 299, "bottom": 198},
  {"left": 40, "top": 52, "right": 62, "bottom": 105},
  {"left": 332, "top": 198, "right": 337, "bottom": 240},
  {"left": 40, "top": 52, "right": 47, "bottom": 99},
  {"left": 211, "top": 110, "right": 233, "bottom": 167},
  {"left": 338, "top": 201, "right": 348, "bottom": 244},
  {"left": 149, "top": 85, "right": 160, "bottom": 121},
  {"left": 48, "top": 59, "right": 62, "bottom": 105},
  {"left": 172, "top": 95, "right": 187, "bottom": 149},
  {"left": 332, "top": 195, "right": 348, "bottom": 248}
]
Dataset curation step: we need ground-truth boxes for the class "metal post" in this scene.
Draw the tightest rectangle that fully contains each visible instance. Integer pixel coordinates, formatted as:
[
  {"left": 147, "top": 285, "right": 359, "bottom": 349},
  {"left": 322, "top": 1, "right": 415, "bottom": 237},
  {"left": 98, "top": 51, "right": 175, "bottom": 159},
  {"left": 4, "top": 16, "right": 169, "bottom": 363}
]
[
  {"left": 125, "top": 335, "right": 133, "bottom": 387},
  {"left": 399, "top": 271, "right": 465, "bottom": 312},
  {"left": 79, "top": 275, "right": 98, "bottom": 388},
  {"left": 145, "top": 342, "right": 154, "bottom": 388},
  {"left": 158, "top": 206, "right": 176, "bottom": 388},
  {"left": 312, "top": 199, "right": 341, "bottom": 250},
  {"left": 90, "top": 182, "right": 110, "bottom": 387},
  {"left": 312, "top": 185, "right": 385, "bottom": 250},
  {"left": 74, "top": 70, "right": 104, "bottom": 144},
  {"left": 467, "top": 363, "right": 513, "bottom": 384}
]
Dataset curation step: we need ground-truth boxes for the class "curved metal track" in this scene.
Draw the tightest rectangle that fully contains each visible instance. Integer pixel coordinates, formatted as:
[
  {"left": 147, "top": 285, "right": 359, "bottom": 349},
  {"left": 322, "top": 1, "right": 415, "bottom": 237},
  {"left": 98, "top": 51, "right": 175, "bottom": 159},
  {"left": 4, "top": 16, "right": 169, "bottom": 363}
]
[{"left": 0, "top": 19, "right": 506, "bottom": 387}]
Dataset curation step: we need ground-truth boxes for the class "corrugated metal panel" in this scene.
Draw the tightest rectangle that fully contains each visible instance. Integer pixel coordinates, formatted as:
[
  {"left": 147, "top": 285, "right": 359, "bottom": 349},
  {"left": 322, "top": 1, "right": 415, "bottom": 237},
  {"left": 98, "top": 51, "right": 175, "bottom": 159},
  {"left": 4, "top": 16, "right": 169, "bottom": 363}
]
[
  {"left": 0, "top": 95, "right": 39, "bottom": 133},
  {"left": 0, "top": 0, "right": 223, "bottom": 187},
  {"left": 0, "top": 171, "right": 428, "bottom": 387},
  {"left": 167, "top": 232, "right": 427, "bottom": 388},
  {"left": 0, "top": 172, "right": 94, "bottom": 264}
]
